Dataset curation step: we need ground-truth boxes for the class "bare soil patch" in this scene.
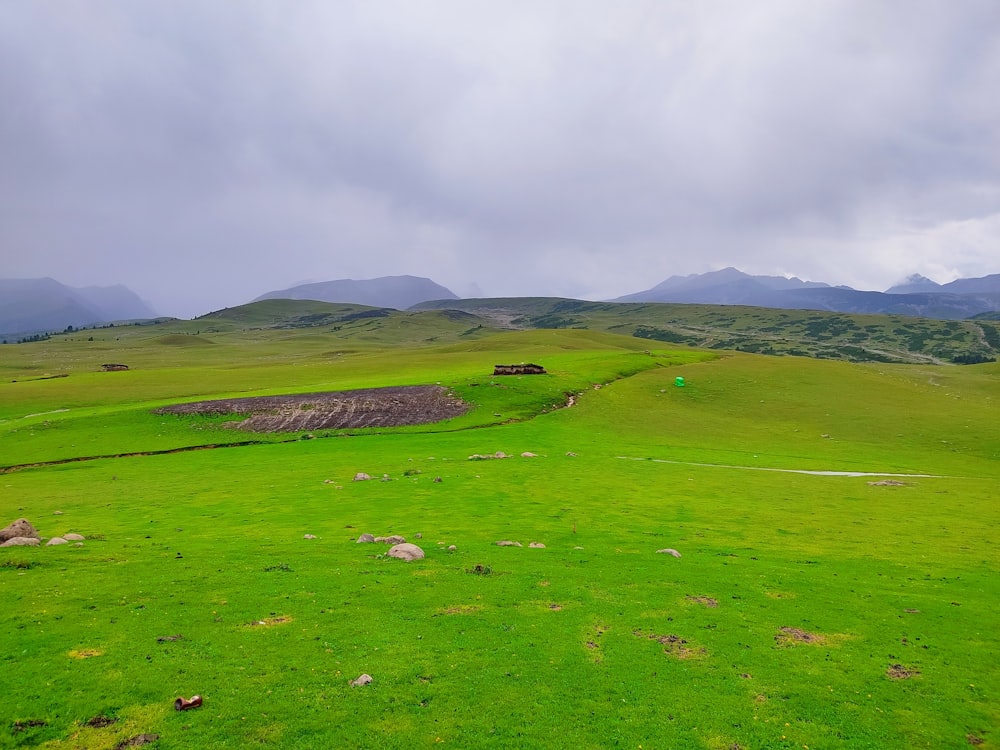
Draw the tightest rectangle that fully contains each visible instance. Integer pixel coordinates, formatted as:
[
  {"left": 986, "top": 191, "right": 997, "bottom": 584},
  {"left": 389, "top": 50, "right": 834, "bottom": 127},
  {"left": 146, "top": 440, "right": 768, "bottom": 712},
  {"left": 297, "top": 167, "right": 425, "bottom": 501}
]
[
  {"left": 887, "top": 663, "right": 919, "bottom": 680},
  {"left": 775, "top": 627, "right": 825, "bottom": 646},
  {"left": 686, "top": 595, "right": 719, "bottom": 608},
  {"left": 246, "top": 615, "right": 292, "bottom": 627},
  {"left": 635, "top": 630, "right": 707, "bottom": 659},
  {"left": 155, "top": 385, "right": 469, "bottom": 432}
]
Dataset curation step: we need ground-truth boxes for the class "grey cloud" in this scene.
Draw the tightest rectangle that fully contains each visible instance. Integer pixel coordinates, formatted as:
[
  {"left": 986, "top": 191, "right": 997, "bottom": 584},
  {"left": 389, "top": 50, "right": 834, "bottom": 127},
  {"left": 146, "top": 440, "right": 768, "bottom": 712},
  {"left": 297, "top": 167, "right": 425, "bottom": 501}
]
[{"left": 1, "top": 0, "right": 998, "bottom": 316}]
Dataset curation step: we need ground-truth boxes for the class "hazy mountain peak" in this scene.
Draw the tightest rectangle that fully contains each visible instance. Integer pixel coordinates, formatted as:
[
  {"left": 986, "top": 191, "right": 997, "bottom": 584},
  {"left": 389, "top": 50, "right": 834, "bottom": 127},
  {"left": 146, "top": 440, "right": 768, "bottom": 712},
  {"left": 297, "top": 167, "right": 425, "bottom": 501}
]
[
  {"left": 886, "top": 274, "right": 942, "bottom": 294},
  {"left": 253, "top": 275, "right": 458, "bottom": 310}
]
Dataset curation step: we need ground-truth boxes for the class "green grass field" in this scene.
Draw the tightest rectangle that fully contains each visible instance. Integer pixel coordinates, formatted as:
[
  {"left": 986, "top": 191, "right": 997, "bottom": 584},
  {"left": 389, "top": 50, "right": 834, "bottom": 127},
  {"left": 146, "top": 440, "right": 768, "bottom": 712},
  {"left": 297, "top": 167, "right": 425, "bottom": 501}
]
[{"left": 1, "top": 308, "right": 997, "bottom": 749}]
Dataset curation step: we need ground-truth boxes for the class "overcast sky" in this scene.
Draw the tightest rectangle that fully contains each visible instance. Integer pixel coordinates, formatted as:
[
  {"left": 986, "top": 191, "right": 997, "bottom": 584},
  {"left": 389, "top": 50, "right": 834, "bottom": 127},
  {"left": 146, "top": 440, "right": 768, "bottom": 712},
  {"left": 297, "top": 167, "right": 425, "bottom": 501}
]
[{"left": 2, "top": 1, "right": 998, "bottom": 318}]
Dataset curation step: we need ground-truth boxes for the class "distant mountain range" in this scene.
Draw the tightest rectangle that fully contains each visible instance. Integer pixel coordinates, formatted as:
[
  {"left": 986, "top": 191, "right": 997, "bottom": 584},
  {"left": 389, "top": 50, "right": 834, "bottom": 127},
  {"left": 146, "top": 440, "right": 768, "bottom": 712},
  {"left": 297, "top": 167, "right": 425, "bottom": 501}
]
[
  {"left": 613, "top": 268, "right": 1000, "bottom": 320},
  {"left": 0, "top": 278, "right": 156, "bottom": 338},
  {"left": 253, "top": 275, "right": 457, "bottom": 310},
  {"left": 5, "top": 268, "right": 1000, "bottom": 338}
]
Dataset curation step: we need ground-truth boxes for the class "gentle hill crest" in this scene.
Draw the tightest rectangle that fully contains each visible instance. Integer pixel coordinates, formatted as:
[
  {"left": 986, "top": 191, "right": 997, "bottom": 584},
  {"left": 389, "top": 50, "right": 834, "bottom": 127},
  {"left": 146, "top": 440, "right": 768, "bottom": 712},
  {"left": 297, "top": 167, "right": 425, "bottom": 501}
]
[{"left": 253, "top": 274, "right": 457, "bottom": 310}]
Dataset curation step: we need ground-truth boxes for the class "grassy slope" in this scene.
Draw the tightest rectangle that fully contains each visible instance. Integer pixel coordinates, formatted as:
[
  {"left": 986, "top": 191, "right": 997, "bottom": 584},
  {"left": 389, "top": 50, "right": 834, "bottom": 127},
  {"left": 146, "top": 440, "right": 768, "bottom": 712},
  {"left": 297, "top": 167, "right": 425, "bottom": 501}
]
[
  {"left": 0, "top": 318, "right": 997, "bottom": 749},
  {"left": 416, "top": 297, "right": 1000, "bottom": 364}
]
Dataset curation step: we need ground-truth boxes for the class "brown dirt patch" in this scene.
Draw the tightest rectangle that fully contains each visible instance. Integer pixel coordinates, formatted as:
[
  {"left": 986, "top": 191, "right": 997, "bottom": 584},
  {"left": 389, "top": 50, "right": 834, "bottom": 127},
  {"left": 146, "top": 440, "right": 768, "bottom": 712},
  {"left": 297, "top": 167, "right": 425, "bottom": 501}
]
[
  {"left": 775, "top": 627, "right": 825, "bottom": 646},
  {"left": 686, "top": 595, "right": 719, "bottom": 608},
  {"left": 887, "top": 663, "right": 919, "bottom": 680},
  {"left": 85, "top": 715, "right": 119, "bottom": 728},
  {"left": 11, "top": 720, "right": 47, "bottom": 733},
  {"left": 246, "top": 616, "right": 292, "bottom": 627},
  {"left": 636, "top": 630, "right": 707, "bottom": 659},
  {"left": 115, "top": 734, "right": 159, "bottom": 749},
  {"left": 154, "top": 385, "right": 469, "bottom": 432},
  {"left": 435, "top": 605, "right": 482, "bottom": 616}
]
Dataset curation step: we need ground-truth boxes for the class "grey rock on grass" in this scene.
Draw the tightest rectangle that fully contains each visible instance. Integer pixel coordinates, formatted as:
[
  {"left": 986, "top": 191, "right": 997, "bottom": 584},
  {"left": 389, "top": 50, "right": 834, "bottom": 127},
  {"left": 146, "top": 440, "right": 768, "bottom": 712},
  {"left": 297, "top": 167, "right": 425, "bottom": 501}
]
[
  {"left": 356, "top": 533, "right": 375, "bottom": 543},
  {"left": 496, "top": 540, "right": 522, "bottom": 547},
  {"left": 63, "top": 533, "right": 85, "bottom": 541},
  {"left": 46, "top": 537, "right": 69, "bottom": 546},
  {"left": 387, "top": 543, "right": 424, "bottom": 561},
  {"left": 0, "top": 537, "right": 40, "bottom": 547},
  {"left": 656, "top": 548, "right": 682, "bottom": 558}
]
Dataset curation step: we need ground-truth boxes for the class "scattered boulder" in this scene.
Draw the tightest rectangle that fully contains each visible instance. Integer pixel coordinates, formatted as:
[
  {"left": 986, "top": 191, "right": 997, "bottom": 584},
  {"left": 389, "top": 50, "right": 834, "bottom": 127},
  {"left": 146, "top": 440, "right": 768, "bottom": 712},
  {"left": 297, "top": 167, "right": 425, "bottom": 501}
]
[
  {"left": 353, "top": 472, "right": 372, "bottom": 481},
  {"left": 0, "top": 537, "right": 40, "bottom": 547},
  {"left": 521, "top": 452, "right": 537, "bottom": 458},
  {"left": 46, "top": 537, "right": 68, "bottom": 546},
  {"left": 868, "top": 479, "right": 908, "bottom": 487},
  {"left": 448, "top": 545, "right": 457, "bottom": 552},
  {"left": 528, "top": 542, "right": 546, "bottom": 548},
  {"left": 375, "top": 535, "right": 406, "bottom": 544},
  {"left": 1, "top": 518, "right": 39, "bottom": 543},
  {"left": 414, "top": 532, "right": 422, "bottom": 539},
  {"left": 495, "top": 540, "right": 522, "bottom": 547},
  {"left": 433, "top": 476, "right": 442, "bottom": 483},
  {"left": 387, "top": 543, "right": 424, "bottom": 561},
  {"left": 566, "top": 452, "right": 577, "bottom": 457},
  {"left": 303, "top": 534, "right": 317, "bottom": 540},
  {"left": 351, "top": 674, "right": 373, "bottom": 687},
  {"left": 356, "top": 533, "right": 375, "bottom": 543},
  {"left": 63, "top": 533, "right": 85, "bottom": 541},
  {"left": 657, "top": 548, "right": 682, "bottom": 558}
]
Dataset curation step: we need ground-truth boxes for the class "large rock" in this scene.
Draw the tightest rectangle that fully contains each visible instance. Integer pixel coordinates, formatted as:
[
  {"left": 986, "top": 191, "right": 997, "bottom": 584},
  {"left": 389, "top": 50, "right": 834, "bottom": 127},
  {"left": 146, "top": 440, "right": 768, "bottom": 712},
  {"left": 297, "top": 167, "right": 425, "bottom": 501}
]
[
  {"left": 356, "top": 533, "right": 375, "bottom": 543},
  {"left": 46, "top": 537, "right": 69, "bottom": 546},
  {"left": 375, "top": 535, "right": 406, "bottom": 544},
  {"left": 0, "top": 537, "right": 40, "bottom": 547},
  {"left": 1, "top": 519, "right": 39, "bottom": 543},
  {"left": 386, "top": 543, "right": 424, "bottom": 561},
  {"left": 63, "top": 533, "right": 85, "bottom": 541}
]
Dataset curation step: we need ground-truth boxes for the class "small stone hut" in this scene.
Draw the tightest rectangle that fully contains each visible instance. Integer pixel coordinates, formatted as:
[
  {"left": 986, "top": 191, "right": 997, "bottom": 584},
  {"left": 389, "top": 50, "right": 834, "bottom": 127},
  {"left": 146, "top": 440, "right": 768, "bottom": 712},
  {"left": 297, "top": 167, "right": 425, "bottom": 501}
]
[{"left": 493, "top": 363, "right": 546, "bottom": 376}]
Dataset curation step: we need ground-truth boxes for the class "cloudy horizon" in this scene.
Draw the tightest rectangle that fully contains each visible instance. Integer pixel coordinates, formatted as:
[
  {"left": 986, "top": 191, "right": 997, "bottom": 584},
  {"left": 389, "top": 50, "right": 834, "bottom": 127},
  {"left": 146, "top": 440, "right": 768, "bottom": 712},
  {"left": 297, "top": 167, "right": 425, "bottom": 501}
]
[{"left": 2, "top": 1, "right": 998, "bottom": 318}]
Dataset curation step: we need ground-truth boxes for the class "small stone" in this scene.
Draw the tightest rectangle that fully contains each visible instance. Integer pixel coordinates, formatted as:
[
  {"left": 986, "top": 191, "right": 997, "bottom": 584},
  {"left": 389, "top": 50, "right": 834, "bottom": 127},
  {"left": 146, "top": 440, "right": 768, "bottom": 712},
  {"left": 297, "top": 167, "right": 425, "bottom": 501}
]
[
  {"left": 387, "top": 543, "right": 424, "bottom": 561},
  {"left": 495, "top": 540, "right": 522, "bottom": 547},
  {"left": 0, "top": 537, "right": 40, "bottom": 547},
  {"left": 353, "top": 473, "right": 372, "bottom": 482},
  {"left": 375, "top": 535, "right": 406, "bottom": 544},
  {"left": 448, "top": 545, "right": 457, "bottom": 552},
  {"left": 521, "top": 452, "right": 537, "bottom": 458},
  {"left": 433, "top": 477, "right": 442, "bottom": 483},
  {"left": 528, "top": 542, "right": 546, "bottom": 548},
  {"left": 351, "top": 673, "right": 373, "bottom": 687},
  {"left": 46, "top": 537, "right": 69, "bottom": 546},
  {"left": 494, "top": 451, "right": 507, "bottom": 459},
  {"left": 356, "top": 533, "right": 375, "bottom": 543},
  {"left": 566, "top": 452, "right": 577, "bottom": 457},
  {"left": 63, "top": 533, "right": 85, "bottom": 541},
  {"left": 303, "top": 534, "right": 317, "bottom": 539},
  {"left": 414, "top": 533, "right": 422, "bottom": 539},
  {"left": 657, "top": 548, "right": 682, "bottom": 558},
  {"left": 54, "top": 511, "right": 64, "bottom": 515}
]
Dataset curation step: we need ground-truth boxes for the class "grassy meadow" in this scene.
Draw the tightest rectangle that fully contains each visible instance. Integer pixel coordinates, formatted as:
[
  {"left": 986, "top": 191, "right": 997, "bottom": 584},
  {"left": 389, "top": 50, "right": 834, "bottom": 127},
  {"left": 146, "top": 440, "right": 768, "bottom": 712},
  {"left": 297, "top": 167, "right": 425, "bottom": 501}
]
[{"left": 1, "top": 305, "right": 998, "bottom": 749}]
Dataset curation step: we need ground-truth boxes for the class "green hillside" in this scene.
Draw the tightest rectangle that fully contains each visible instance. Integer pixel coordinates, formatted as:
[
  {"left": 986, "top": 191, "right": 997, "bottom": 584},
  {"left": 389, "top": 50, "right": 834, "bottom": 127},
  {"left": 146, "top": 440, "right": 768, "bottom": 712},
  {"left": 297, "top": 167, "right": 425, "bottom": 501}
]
[
  {"left": 0, "top": 310, "right": 997, "bottom": 749},
  {"left": 415, "top": 297, "right": 1000, "bottom": 364}
]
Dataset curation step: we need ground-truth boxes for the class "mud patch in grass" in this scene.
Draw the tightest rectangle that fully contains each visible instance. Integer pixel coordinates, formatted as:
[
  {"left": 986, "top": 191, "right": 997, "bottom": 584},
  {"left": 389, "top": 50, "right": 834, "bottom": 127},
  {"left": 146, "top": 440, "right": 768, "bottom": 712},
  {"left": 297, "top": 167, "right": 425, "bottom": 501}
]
[
  {"left": 636, "top": 630, "right": 707, "bottom": 660},
  {"left": 245, "top": 615, "right": 292, "bottom": 627},
  {"left": 774, "top": 627, "right": 826, "bottom": 646},
  {"left": 887, "top": 663, "right": 920, "bottom": 680}
]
